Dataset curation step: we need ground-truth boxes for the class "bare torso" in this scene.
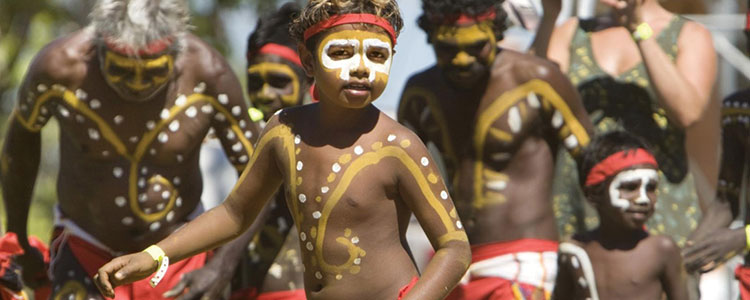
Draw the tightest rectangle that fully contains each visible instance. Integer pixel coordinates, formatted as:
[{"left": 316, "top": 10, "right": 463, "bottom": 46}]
[
  {"left": 400, "top": 49, "right": 591, "bottom": 244},
  {"left": 16, "top": 30, "right": 258, "bottom": 253}
]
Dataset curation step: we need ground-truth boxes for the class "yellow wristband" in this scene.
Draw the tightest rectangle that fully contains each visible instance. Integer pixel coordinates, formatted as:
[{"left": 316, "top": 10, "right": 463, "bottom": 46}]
[
  {"left": 745, "top": 225, "right": 750, "bottom": 251},
  {"left": 143, "top": 245, "right": 165, "bottom": 263},
  {"left": 632, "top": 22, "right": 654, "bottom": 42}
]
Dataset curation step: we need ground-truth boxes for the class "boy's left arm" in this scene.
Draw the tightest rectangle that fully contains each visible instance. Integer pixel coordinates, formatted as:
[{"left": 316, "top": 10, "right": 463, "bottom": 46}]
[
  {"left": 395, "top": 132, "right": 470, "bottom": 300},
  {"left": 660, "top": 237, "right": 690, "bottom": 300}
]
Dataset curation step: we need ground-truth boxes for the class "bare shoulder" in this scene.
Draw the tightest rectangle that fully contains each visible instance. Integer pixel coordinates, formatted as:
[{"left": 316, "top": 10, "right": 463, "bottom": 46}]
[
  {"left": 494, "top": 49, "right": 566, "bottom": 84},
  {"left": 550, "top": 18, "right": 580, "bottom": 47},
  {"left": 180, "top": 34, "right": 235, "bottom": 85},
  {"left": 645, "top": 234, "right": 680, "bottom": 256},
  {"left": 678, "top": 20, "right": 713, "bottom": 50},
  {"left": 28, "top": 29, "right": 93, "bottom": 87}
]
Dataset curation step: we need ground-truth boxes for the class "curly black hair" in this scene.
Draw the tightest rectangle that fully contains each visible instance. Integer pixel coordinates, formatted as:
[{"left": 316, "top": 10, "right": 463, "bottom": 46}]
[
  {"left": 418, "top": 0, "right": 507, "bottom": 43},
  {"left": 578, "top": 131, "right": 655, "bottom": 196},
  {"left": 289, "top": 0, "right": 403, "bottom": 50},
  {"left": 247, "top": 2, "right": 301, "bottom": 59}
]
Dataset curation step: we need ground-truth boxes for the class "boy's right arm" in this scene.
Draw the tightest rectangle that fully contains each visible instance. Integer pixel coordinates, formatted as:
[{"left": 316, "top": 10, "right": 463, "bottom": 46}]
[{"left": 94, "top": 116, "right": 287, "bottom": 298}]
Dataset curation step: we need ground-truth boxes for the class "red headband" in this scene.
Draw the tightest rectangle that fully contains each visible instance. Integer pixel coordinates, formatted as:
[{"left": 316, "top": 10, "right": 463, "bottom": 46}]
[
  {"left": 436, "top": 9, "right": 497, "bottom": 26},
  {"left": 585, "top": 149, "right": 658, "bottom": 187},
  {"left": 249, "top": 43, "right": 302, "bottom": 67},
  {"left": 105, "top": 37, "right": 174, "bottom": 56},
  {"left": 303, "top": 13, "right": 397, "bottom": 46},
  {"left": 746, "top": 11, "right": 750, "bottom": 31}
]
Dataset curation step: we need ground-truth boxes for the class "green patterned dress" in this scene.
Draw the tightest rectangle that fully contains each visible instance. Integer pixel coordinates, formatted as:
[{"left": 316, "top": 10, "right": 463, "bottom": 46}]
[{"left": 552, "top": 16, "right": 701, "bottom": 247}]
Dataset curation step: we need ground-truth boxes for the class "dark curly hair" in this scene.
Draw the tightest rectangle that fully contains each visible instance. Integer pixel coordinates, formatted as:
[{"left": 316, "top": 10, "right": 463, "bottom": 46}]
[
  {"left": 418, "top": 0, "right": 507, "bottom": 43},
  {"left": 289, "top": 0, "right": 404, "bottom": 50},
  {"left": 247, "top": 2, "right": 300, "bottom": 60},
  {"left": 578, "top": 131, "right": 655, "bottom": 199}
]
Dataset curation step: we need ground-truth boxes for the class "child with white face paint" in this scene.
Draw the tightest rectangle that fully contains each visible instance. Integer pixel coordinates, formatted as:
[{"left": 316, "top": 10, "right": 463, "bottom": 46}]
[{"left": 552, "top": 131, "right": 688, "bottom": 300}]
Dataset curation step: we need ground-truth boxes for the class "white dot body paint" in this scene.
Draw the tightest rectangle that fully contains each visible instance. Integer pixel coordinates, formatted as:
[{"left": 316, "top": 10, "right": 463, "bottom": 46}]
[
  {"left": 608, "top": 168, "right": 659, "bottom": 211},
  {"left": 320, "top": 37, "right": 393, "bottom": 83},
  {"left": 508, "top": 107, "right": 522, "bottom": 133}
]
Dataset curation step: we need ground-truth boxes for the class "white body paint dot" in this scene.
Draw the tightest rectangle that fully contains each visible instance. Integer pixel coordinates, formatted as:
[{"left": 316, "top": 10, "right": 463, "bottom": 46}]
[
  {"left": 387, "top": 134, "right": 396, "bottom": 142},
  {"left": 321, "top": 186, "right": 329, "bottom": 194},
  {"left": 232, "top": 142, "right": 243, "bottom": 152},
  {"left": 149, "top": 222, "right": 161, "bottom": 231},
  {"left": 421, "top": 157, "right": 429, "bottom": 166},
  {"left": 146, "top": 121, "right": 156, "bottom": 130},
  {"left": 440, "top": 190, "right": 448, "bottom": 200},
  {"left": 218, "top": 94, "right": 229, "bottom": 104},
  {"left": 226, "top": 131, "right": 236, "bottom": 140},
  {"left": 296, "top": 161, "right": 303, "bottom": 171},
  {"left": 158, "top": 132, "right": 169, "bottom": 143},
  {"left": 89, "top": 99, "right": 101, "bottom": 109},
  {"left": 88, "top": 128, "right": 100, "bottom": 140},
  {"left": 113, "top": 167, "right": 123, "bottom": 178},
  {"left": 201, "top": 105, "right": 213, "bottom": 114},
  {"left": 294, "top": 135, "right": 301, "bottom": 145},
  {"left": 315, "top": 272, "right": 322, "bottom": 279},
  {"left": 312, "top": 211, "right": 322, "bottom": 219},
  {"left": 167, "top": 211, "right": 175, "bottom": 222},
  {"left": 351, "top": 237, "right": 359, "bottom": 244},
  {"left": 299, "top": 194, "right": 307, "bottom": 203},
  {"left": 185, "top": 107, "right": 197, "bottom": 118},
  {"left": 115, "top": 196, "right": 127, "bottom": 207},
  {"left": 160, "top": 109, "right": 170, "bottom": 120},
  {"left": 161, "top": 191, "right": 171, "bottom": 199},
  {"left": 238, "top": 155, "right": 248, "bottom": 163},
  {"left": 300, "top": 232, "right": 307, "bottom": 241},
  {"left": 122, "top": 217, "right": 133, "bottom": 225},
  {"left": 232, "top": 106, "right": 241, "bottom": 116},
  {"left": 307, "top": 242, "right": 314, "bottom": 251},
  {"left": 114, "top": 115, "right": 124, "bottom": 124},
  {"left": 354, "top": 146, "right": 363, "bottom": 155},
  {"left": 169, "top": 120, "right": 180, "bottom": 132},
  {"left": 332, "top": 163, "right": 341, "bottom": 173},
  {"left": 176, "top": 95, "right": 187, "bottom": 106}
]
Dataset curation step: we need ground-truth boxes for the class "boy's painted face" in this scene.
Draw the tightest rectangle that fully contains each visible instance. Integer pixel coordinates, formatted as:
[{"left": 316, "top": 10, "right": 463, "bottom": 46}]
[
  {"left": 247, "top": 55, "right": 304, "bottom": 119},
  {"left": 312, "top": 28, "right": 393, "bottom": 108},
  {"left": 100, "top": 48, "right": 174, "bottom": 102},
  {"left": 431, "top": 20, "right": 496, "bottom": 89},
  {"left": 605, "top": 166, "right": 659, "bottom": 228}
]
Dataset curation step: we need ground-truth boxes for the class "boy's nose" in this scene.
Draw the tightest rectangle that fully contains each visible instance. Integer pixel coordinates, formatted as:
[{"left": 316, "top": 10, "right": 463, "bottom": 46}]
[{"left": 350, "top": 56, "right": 370, "bottom": 79}]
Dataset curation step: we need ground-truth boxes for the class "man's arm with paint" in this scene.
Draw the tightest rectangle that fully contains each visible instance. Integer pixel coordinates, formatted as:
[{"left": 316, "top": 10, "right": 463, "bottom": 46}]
[
  {"left": 1, "top": 54, "right": 57, "bottom": 288},
  {"left": 95, "top": 116, "right": 287, "bottom": 298},
  {"left": 395, "top": 130, "right": 470, "bottom": 300}
]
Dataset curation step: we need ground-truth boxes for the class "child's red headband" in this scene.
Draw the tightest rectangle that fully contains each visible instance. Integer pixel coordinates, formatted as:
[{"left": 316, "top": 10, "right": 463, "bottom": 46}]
[
  {"left": 248, "top": 43, "right": 302, "bottom": 67},
  {"left": 585, "top": 149, "right": 658, "bottom": 187},
  {"left": 105, "top": 37, "right": 174, "bottom": 56},
  {"left": 436, "top": 9, "right": 497, "bottom": 26},
  {"left": 303, "top": 13, "right": 397, "bottom": 46}
]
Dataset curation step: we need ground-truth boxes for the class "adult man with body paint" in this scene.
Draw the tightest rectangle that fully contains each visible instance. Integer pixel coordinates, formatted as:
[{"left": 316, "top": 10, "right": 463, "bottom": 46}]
[
  {"left": 398, "top": 0, "right": 594, "bottom": 298},
  {"left": 552, "top": 131, "right": 688, "bottom": 300},
  {"left": 0, "top": 0, "right": 260, "bottom": 299}
]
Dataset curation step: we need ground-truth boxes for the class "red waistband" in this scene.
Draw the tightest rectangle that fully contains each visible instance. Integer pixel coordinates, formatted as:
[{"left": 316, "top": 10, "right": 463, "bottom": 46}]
[
  {"left": 471, "top": 239, "right": 558, "bottom": 263},
  {"left": 256, "top": 289, "right": 306, "bottom": 300}
]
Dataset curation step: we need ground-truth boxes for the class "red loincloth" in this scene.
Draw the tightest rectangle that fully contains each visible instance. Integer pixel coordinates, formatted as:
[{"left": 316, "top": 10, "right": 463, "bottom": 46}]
[
  {"left": 446, "top": 239, "right": 558, "bottom": 300},
  {"left": 0, "top": 233, "right": 50, "bottom": 300},
  {"left": 736, "top": 265, "right": 750, "bottom": 300},
  {"left": 256, "top": 289, "right": 307, "bottom": 300}
]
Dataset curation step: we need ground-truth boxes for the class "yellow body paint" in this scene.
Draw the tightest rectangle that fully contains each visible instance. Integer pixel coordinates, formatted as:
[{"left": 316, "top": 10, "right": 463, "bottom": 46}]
[
  {"left": 15, "top": 87, "right": 253, "bottom": 222},
  {"left": 398, "top": 87, "right": 458, "bottom": 164},
  {"left": 247, "top": 62, "right": 300, "bottom": 107},
  {"left": 473, "top": 80, "right": 590, "bottom": 209},
  {"left": 103, "top": 51, "right": 174, "bottom": 91},
  {"left": 433, "top": 21, "right": 497, "bottom": 65},
  {"left": 54, "top": 281, "right": 86, "bottom": 300}
]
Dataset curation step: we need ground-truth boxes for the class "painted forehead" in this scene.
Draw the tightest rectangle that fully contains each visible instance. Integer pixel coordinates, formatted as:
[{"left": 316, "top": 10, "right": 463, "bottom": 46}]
[
  {"left": 433, "top": 21, "right": 495, "bottom": 44},
  {"left": 104, "top": 49, "right": 173, "bottom": 66},
  {"left": 317, "top": 29, "right": 393, "bottom": 51}
]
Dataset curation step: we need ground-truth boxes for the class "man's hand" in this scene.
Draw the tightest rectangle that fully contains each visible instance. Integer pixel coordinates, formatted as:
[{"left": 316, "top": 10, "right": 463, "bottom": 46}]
[
  {"left": 600, "top": 0, "right": 645, "bottom": 31},
  {"left": 16, "top": 246, "right": 47, "bottom": 288},
  {"left": 163, "top": 261, "right": 234, "bottom": 300},
  {"left": 94, "top": 252, "right": 158, "bottom": 298},
  {"left": 683, "top": 227, "right": 745, "bottom": 273}
]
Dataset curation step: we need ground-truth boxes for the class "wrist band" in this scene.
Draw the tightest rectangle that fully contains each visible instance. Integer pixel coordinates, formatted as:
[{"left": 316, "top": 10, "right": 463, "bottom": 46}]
[
  {"left": 632, "top": 22, "right": 654, "bottom": 42},
  {"left": 745, "top": 225, "right": 750, "bottom": 251},
  {"left": 142, "top": 245, "right": 170, "bottom": 287}
]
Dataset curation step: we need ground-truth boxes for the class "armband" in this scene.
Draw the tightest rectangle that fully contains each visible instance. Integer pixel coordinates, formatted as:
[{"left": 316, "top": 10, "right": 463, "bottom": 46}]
[
  {"left": 632, "top": 22, "right": 654, "bottom": 42},
  {"left": 143, "top": 245, "right": 170, "bottom": 287}
]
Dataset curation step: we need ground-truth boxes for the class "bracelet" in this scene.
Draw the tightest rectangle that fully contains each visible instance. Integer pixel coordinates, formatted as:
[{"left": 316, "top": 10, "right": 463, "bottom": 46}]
[
  {"left": 632, "top": 22, "right": 654, "bottom": 42},
  {"left": 745, "top": 225, "right": 750, "bottom": 252},
  {"left": 142, "top": 245, "right": 170, "bottom": 288}
]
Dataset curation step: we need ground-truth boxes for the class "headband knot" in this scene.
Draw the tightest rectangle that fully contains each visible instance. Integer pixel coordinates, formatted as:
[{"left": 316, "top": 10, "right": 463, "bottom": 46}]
[
  {"left": 303, "top": 13, "right": 397, "bottom": 46},
  {"left": 585, "top": 149, "right": 658, "bottom": 187}
]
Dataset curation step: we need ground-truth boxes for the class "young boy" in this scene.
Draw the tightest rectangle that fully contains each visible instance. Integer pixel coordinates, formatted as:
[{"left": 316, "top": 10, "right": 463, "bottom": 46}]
[
  {"left": 93, "top": 1, "right": 472, "bottom": 300},
  {"left": 552, "top": 131, "right": 688, "bottom": 299}
]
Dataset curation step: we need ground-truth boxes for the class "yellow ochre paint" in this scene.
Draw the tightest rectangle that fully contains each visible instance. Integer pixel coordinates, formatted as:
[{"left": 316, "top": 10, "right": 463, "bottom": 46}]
[
  {"left": 103, "top": 51, "right": 174, "bottom": 91},
  {"left": 433, "top": 21, "right": 497, "bottom": 65},
  {"left": 247, "top": 62, "right": 300, "bottom": 107},
  {"left": 399, "top": 87, "right": 458, "bottom": 165}
]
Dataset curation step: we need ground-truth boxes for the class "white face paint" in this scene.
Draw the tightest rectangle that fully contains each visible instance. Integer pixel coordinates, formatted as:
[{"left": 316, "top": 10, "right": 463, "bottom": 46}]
[
  {"left": 607, "top": 168, "right": 659, "bottom": 211},
  {"left": 319, "top": 32, "right": 393, "bottom": 83}
]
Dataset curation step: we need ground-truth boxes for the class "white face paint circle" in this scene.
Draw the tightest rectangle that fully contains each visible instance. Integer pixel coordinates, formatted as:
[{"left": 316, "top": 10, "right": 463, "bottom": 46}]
[
  {"left": 608, "top": 168, "right": 659, "bottom": 211},
  {"left": 320, "top": 33, "right": 393, "bottom": 83}
]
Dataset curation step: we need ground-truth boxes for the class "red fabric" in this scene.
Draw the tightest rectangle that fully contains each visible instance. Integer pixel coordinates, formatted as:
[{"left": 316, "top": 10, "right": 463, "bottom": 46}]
[
  {"left": 584, "top": 148, "right": 658, "bottom": 186},
  {"left": 105, "top": 37, "right": 174, "bottom": 56},
  {"left": 256, "top": 289, "right": 306, "bottom": 300},
  {"left": 65, "top": 235, "right": 208, "bottom": 300},
  {"left": 0, "top": 233, "right": 50, "bottom": 299},
  {"left": 0, "top": 287, "right": 26, "bottom": 300},
  {"left": 453, "top": 10, "right": 497, "bottom": 25},
  {"left": 471, "top": 239, "right": 558, "bottom": 263},
  {"left": 230, "top": 287, "right": 258, "bottom": 300},
  {"left": 250, "top": 43, "right": 302, "bottom": 67},
  {"left": 736, "top": 265, "right": 750, "bottom": 300},
  {"left": 397, "top": 276, "right": 419, "bottom": 300},
  {"left": 303, "top": 14, "right": 397, "bottom": 45},
  {"left": 309, "top": 84, "right": 319, "bottom": 102}
]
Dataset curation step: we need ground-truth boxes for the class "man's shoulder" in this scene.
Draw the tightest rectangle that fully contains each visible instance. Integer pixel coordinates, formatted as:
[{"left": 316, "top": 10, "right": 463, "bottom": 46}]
[
  {"left": 30, "top": 29, "right": 94, "bottom": 85},
  {"left": 493, "top": 49, "right": 562, "bottom": 83},
  {"left": 403, "top": 65, "right": 442, "bottom": 89},
  {"left": 179, "top": 34, "right": 234, "bottom": 83}
]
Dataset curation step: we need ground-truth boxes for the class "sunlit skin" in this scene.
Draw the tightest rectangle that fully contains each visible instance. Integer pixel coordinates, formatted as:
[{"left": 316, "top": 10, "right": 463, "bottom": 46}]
[
  {"left": 247, "top": 54, "right": 305, "bottom": 120},
  {"left": 100, "top": 49, "right": 175, "bottom": 102},
  {"left": 93, "top": 24, "right": 471, "bottom": 300},
  {"left": 552, "top": 165, "right": 688, "bottom": 300},
  {"left": 1, "top": 29, "right": 260, "bottom": 299},
  {"left": 431, "top": 21, "right": 496, "bottom": 89}
]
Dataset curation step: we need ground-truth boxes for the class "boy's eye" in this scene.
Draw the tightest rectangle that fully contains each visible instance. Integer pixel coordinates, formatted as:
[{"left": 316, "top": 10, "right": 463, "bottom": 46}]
[
  {"left": 108, "top": 64, "right": 132, "bottom": 77},
  {"left": 646, "top": 181, "right": 658, "bottom": 192},
  {"left": 618, "top": 181, "right": 640, "bottom": 192},
  {"left": 367, "top": 49, "right": 389, "bottom": 62},
  {"left": 327, "top": 46, "right": 354, "bottom": 59},
  {"left": 267, "top": 73, "right": 293, "bottom": 89},
  {"left": 247, "top": 74, "right": 264, "bottom": 91},
  {"left": 146, "top": 66, "right": 170, "bottom": 78}
]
